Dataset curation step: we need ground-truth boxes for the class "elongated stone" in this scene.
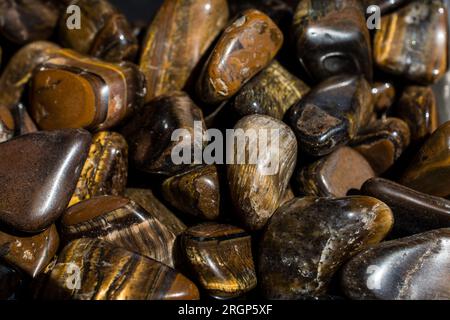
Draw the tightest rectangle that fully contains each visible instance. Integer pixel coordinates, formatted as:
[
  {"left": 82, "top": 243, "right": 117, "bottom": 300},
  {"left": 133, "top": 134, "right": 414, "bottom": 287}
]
[
  {"left": 227, "top": 115, "right": 297, "bottom": 230},
  {"left": 374, "top": 0, "right": 448, "bottom": 84},
  {"left": 231, "top": 61, "right": 310, "bottom": 120},
  {"left": 296, "top": 147, "right": 375, "bottom": 197},
  {"left": 287, "top": 75, "right": 373, "bottom": 156},
  {"left": 396, "top": 86, "right": 439, "bottom": 143},
  {"left": 0, "top": 225, "right": 59, "bottom": 278},
  {"left": 182, "top": 223, "right": 257, "bottom": 299},
  {"left": 37, "top": 238, "right": 200, "bottom": 300},
  {"left": 351, "top": 118, "right": 411, "bottom": 174},
  {"left": 0, "top": 262, "right": 24, "bottom": 300},
  {"left": 30, "top": 49, "right": 146, "bottom": 131},
  {"left": 292, "top": 0, "right": 373, "bottom": 82},
  {"left": 122, "top": 92, "right": 206, "bottom": 176},
  {"left": 69, "top": 132, "right": 128, "bottom": 207},
  {"left": 0, "top": 0, "right": 59, "bottom": 44},
  {"left": 0, "top": 105, "right": 14, "bottom": 143},
  {"left": 259, "top": 196, "right": 394, "bottom": 299},
  {"left": 0, "top": 129, "right": 91, "bottom": 232},
  {"left": 372, "top": 82, "right": 396, "bottom": 113},
  {"left": 162, "top": 165, "right": 220, "bottom": 220},
  {"left": 59, "top": 0, "right": 138, "bottom": 62},
  {"left": 341, "top": 229, "right": 450, "bottom": 300},
  {"left": 361, "top": 178, "right": 450, "bottom": 236},
  {"left": 401, "top": 121, "right": 450, "bottom": 198},
  {"left": 0, "top": 41, "right": 61, "bottom": 111},
  {"left": 140, "top": 0, "right": 229, "bottom": 102},
  {"left": 197, "top": 9, "right": 283, "bottom": 105}
]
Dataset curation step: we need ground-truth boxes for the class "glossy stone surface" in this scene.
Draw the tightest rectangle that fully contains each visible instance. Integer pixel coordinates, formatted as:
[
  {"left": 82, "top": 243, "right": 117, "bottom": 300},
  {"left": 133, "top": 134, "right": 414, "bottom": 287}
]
[
  {"left": 37, "top": 238, "right": 200, "bottom": 300},
  {"left": 341, "top": 229, "right": 450, "bottom": 300},
  {"left": 396, "top": 86, "right": 439, "bottom": 143},
  {"left": 197, "top": 9, "right": 283, "bottom": 105},
  {"left": 374, "top": 0, "right": 448, "bottom": 84},
  {"left": 0, "top": 129, "right": 91, "bottom": 232},
  {"left": 287, "top": 75, "right": 373, "bottom": 156},
  {"left": 0, "top": 262, "right": 24, "bottom": 300},
  {"left": 365, "top": 0, "right": 409, "bottom": 14},
  {"left": 296, "top": 146, "right": 375, "bottom": 197},
  {"left": 361, "top": 178, "right": 450, "bottom": 236},
  {"left": 292, "top": 0, "right": 373, "bottom": 82},
  {"left": 0, "top": 41, "right": 61, "bottom": 111},
  {"left": 259, "top": 196, "right": 394, "bottom": 299},
  {"left": 0, "top": 0, "right": 59, "bottom": 44},
  {"left": 372, "top": 82, "right": 396, "bottom": 113},
  {"left": 0, "top": 105, "right": 14, "bottom": 143},
  {"left": 69, "top": 132, "right": 128, "bottom": 207},
  {"left": 227, "top": 115, "right": 297, "bottom": 230},
  {"left": 351, "top": 118, "right": 411, "bottom": 174},
  {"left": 59, "top": 0, "right": 138, "bottom": 62},
  {"left": 182, "top": 223, "right": 257, "bottom": 299},
  {"left": 62, "top": 196, "right": 182, "bottom": 267},
  {"left": 162, "top": 165, "right": 220, "bottom": 220},
  {"left": 401, "top": 121, "right": 450, "bottom": 198},
  {"left": 231, "top": 61, "right": 310, "bottom": 120},
  {"left": 140, "top": 0, "right": 229, "bottom": 102},
  {"left": 30, "top": 49, "right": 146, "bottom": 131},
  {"left": 0, "top": 225, "right": 59, "bottom": 277},
  {"left": 122, "top": 92, "right": 206, "bottom": 176}
]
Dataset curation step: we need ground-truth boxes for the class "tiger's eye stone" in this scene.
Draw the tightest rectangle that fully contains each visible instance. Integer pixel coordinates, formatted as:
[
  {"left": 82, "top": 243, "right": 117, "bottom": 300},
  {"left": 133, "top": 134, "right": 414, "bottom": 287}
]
[
  {"left": 396, "top": 86, "right": 439, "bottom": 143},
  {"left": 59, "top": 0, "right": 138, "bottom": 62},
  {"left": 231, "top": 61, "right": 310, "bottom": 120},
  {"left": 69, "top": 132, "right": 128, "bottom": 207},
  {"left": 62, "top": 196, "right": 182, "bottom": 267},
  {"left": 122, "top": 92, "right": 206, "bottom": 176},
  {"left": 0, "top": 262, "right": 24, "bottom": 300},
  {"left": 292, "top": 0, "right": 373, "bottom": 82},
  {"left": 0, "top": 0, "right": 59, "bottom": 44},
  {"left": 140, "top": 0, "right": 229, "bottom": 103},
  {"left": 374, "top": 0, "right": 448, "bottom": 84},
  {"left": 296, "top": 147, "right": 375, "bottom": 197},
  {"left": 0, "top": 41, "right": 61, "bottom": 111},
  {"left": 30, "top": 49, "right": 146, "bottom": 131},
  {"left": 361, "top": 178, "right": 450, "bottom": 237},
  {"left": 259, "top": 196, "right": 394, "bottom": 299},
  {"left": 0, "top": 225, "right": 59, "bottom": 278},
  {"left": 11, "top": 103, "right": 38, "bottom": 136},
  {"left": 372, "top": 82, "right": 396, "bottom": 113},
  {"left": 197, "top": 9, "right": 283, "bottom": 105},
  {"left": 0, "top": 129, "right": 91, "bottom": 233},
  {"left": 351, "top": 118, "right": 411, "bottom": 174},
  {"left": 401, "top": 121, "right": 450, "bottom": 198},
  {"left": 341, "top": 229, "right": 450, "bottom": 300},
  {"left": 287, "top": 75, "right": 373, "bottom": 156},
  {"left": 37, "top": 238, "right": 200, "bottom": 300},
  {"left": 0, "top": 105, "right": 14, "bottom": 143},
  {"left": 182, "top": 223, "right": 257, "bottom": 299},
  {"left": 365, "top": 0, "right": 409, "bottom": 14},
  {"left": 227, "top": 115, "right": 297, "bottom": 231},
  {"left": 162, "top": 165, "right": 220, "bottom": 221}
]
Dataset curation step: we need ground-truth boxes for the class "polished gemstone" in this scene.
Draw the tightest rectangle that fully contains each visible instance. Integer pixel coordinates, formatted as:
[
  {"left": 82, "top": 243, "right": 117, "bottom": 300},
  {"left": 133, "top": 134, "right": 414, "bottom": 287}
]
[
  {"left": 365, "top": 0, "right": 409, "bottom": 14},
  {"left": 69, "top": 132, "right": 128, "bottom": 207},
  {"left": 0, "top": 129, "right": 91, "bottom": 232},
  {"left": 182, "top": 223, "right": 257, "bottom": 299},
  {"left": 372, "top": 82, "right": 396, "bottom": 113}
]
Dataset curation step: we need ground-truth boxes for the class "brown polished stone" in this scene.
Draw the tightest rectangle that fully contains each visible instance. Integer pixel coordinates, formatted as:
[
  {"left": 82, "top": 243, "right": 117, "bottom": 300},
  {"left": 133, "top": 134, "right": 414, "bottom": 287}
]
[
  {"left": 287, "top": 75, "right": 373, "bottom": 156},
  {"left": 30, "top": 49, "right": 146, "bottom": 131},
  {"left": 182, "top": 223, "right": 257, "bottom": 299},
  {"left": 0, "top": 225, "right": 59, "bottom": 278},
  {"left": 341, "top": 229, "right": 450, "bottom": 300},
  {"left": 122, "top": 92, "right": 206, "bottom": 176},
  {"left": 374, "top": 0, "right": 448, "bottom": 84},
  {"left": 227, "top": 115, "right": 297, "bottom": 230},
  {"left": 69, "top": 131, "right": 128, "bottom": 207},
  {"left": 162, "top": 165, "right": 220, "bottom": 221},
  {"left": 259, "top": 196, "right": 394, "bottom": 299},
  {"left": 0, "top": 129, "right": 91, "bottom": 232},
  {"left": 197, "top": 9, "right": 283, "bottom": 105},
  {"left": 140, "top": 0, "right": 229, "bottom": 103},
  {"left": 372, "top": 82, "right": 396, "bottom": 113},
  {"left": 292, "top": 0, "right": 373, "bottom": 82},
  {"left": 351, "top": 118, "right": 411, "bottom": 174},
  {"left": 401, "top": 121, "right": 450, "bottom": 198},
  {"left": 296, "top": 146, "right": 375, "bottom": 197},
  {"left": 36, "top": 238, "right": 200, "bottom": 300}
]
